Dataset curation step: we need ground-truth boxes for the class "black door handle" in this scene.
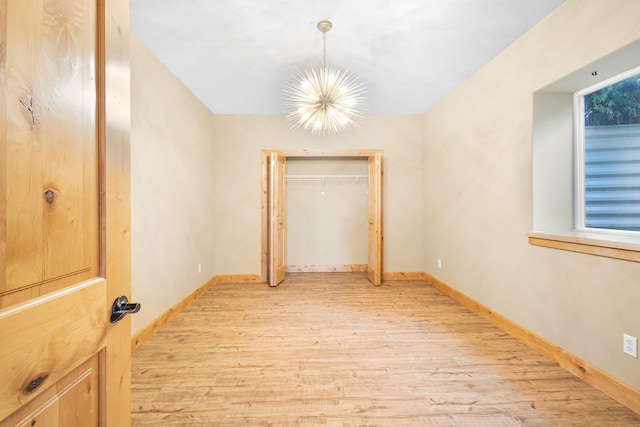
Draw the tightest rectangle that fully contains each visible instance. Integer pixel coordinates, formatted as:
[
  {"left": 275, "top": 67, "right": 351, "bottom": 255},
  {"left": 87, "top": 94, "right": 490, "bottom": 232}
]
[{"left": 110, "top": 295, "right": 141, "bottom": 324}]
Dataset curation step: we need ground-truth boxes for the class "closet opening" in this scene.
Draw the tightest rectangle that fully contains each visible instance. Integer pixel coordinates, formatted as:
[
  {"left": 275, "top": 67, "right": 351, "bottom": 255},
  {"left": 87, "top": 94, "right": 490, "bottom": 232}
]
[{"left": 261, "top": 150, "right": 383, "bottom": 287}]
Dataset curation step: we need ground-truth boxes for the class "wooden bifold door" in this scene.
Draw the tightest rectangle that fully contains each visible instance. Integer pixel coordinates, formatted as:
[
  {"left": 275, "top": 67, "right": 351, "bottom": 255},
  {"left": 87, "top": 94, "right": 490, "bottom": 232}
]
[
  {"left": 367, "top": 152, "right": 383, "bottom": 286},
  {"left": 263, "top": 150, "right": 383, "bottom": 287},
  {"left": 268, "top": 151, "right": 287, "bottom": 287}
]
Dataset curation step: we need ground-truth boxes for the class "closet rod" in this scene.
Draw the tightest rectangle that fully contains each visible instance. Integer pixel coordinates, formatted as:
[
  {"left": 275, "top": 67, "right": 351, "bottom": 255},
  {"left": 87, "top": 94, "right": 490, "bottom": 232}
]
[{"left": 285, "top": 174, "right": 368, "bottom": 182}]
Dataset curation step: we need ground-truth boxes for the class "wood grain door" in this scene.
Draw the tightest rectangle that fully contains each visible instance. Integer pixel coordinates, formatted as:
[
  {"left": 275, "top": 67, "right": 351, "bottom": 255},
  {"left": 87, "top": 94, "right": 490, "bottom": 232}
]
[
  {"left": 367, "top": 153, "right": 383, "bottom": 286},
  {"left": 269, "top": 152, "right": 287, "bottom": 287},
  {"left": 0, "top": 0, "right": 131, "bottom": 425}
]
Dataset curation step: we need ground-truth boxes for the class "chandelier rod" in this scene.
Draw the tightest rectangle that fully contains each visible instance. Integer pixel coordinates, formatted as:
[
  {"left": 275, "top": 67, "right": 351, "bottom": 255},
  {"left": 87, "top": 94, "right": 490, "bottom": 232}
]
[
  {"left": 317, "top": 20, "right": 332, "bottom": 70},
  {"left": 323, "top": 32, "right": 327, "bottom": 69}
]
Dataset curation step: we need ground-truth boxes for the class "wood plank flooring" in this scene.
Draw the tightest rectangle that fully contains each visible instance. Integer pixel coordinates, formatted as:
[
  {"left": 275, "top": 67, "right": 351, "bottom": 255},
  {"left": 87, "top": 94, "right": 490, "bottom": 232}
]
[{"left": 131, "top": 273, "right": 640, "bottom": 426}]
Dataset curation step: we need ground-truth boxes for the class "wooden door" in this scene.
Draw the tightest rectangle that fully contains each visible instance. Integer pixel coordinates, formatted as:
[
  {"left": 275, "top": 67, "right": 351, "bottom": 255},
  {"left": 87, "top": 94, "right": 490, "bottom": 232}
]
[
  {"left": 269, "top": 152, "right": 287, "bottom": 287},
  {"left": 367, "top": 153, "right": 383, "bottom": 286},
  {"left": 0, "top": 0, "right": 131, "bottom": 425}
]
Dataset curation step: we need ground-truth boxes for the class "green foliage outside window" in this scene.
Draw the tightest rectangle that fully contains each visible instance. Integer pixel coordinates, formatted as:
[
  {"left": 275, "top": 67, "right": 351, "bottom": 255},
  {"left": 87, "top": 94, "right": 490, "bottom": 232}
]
[{"left": 584, "top": 73, "right": 640, "bottom": 126}]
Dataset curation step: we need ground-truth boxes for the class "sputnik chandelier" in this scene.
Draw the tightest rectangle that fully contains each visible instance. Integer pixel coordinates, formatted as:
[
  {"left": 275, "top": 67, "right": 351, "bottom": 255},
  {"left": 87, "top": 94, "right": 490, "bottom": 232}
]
[{"left": 283, "top": 20, "right": 367, "bottom": 135}]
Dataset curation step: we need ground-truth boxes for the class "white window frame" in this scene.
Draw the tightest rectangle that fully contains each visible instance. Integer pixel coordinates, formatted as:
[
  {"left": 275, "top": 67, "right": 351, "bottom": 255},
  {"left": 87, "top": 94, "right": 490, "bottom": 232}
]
[{"left": 573, "top": 64, "right": 640, "bottom": 238}]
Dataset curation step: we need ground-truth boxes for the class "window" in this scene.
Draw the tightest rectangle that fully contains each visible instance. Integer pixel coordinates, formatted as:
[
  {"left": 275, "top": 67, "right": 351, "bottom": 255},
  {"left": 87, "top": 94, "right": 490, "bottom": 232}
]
[
  {"left": 575, "top": 67, "right": 640, "bottom": 235},
  {"left": 530, "top": 40, "right": 640, "bottom": 261}
]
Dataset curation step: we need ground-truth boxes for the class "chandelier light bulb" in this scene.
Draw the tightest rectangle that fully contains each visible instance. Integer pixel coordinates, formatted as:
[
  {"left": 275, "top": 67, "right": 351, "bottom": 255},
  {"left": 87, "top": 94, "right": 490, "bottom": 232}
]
[{"left": 283, "top": 20, "right": 367, "bottom": 135}]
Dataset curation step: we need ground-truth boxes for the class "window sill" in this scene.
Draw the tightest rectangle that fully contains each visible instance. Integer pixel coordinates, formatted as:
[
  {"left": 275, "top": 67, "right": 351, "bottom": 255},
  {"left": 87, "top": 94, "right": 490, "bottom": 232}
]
[{"left": 528, "top": 232, "right": 640, "bottom": 263}]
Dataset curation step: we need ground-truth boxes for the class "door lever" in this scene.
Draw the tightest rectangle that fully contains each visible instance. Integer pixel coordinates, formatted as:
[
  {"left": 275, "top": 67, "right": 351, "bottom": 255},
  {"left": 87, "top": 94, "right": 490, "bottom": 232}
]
[{"left": 110, "top": 295, "right": 141, "bottom": 324}]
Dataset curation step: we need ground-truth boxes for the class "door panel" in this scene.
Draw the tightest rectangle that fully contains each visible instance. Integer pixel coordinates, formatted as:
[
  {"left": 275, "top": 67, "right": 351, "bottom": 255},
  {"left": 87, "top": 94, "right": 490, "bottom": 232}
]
[
  {"left": 0, "top": 0, "right": 131, "bottom": 425},
  {"left": 269, "top": 152, "right": 286, "bottom": 286},
  {"left": 0, "top": 280, "right": 106, "bottom": 421},
  {"left": 1, "top": 355, "right": 100, "bottom": 427},
  {"left": 367, "top": 153, "right": 383, "bottom": 286},
  {"left": 2, "top": 0, "right": 98, "bottom": 307}
]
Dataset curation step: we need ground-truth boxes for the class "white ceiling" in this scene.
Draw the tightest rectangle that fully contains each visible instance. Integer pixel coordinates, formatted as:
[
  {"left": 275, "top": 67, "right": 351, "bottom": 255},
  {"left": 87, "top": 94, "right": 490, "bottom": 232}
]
[{"left": 130, "top": 0, "right": 564, "bottom": 115}]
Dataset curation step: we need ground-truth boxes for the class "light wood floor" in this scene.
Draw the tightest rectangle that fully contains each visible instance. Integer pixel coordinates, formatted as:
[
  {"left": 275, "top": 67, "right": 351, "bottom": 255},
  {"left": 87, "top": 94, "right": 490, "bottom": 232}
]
[{"left": 131, "top": 273, "right": 640, "bottom": 426}]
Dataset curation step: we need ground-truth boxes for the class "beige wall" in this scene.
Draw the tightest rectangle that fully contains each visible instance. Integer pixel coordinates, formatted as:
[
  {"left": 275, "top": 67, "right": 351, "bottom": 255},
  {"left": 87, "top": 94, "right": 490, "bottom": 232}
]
[
  {"left": 130, "top": 36, "right": 217, "bottom": 333},
  {"left": 286, "top": 159, "right": 369, "bottom": 267},
  {"left": 212, "top": 115, "right": 424, "bottom": 276},
  {"left": 422, "top": 0, "right": 640, "bottom": 389}
]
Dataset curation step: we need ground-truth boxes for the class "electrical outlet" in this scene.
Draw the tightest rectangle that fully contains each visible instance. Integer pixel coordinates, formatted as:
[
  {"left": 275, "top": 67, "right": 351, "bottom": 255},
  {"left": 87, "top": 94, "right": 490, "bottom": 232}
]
[
  {"left": 198, "top": 263, "right": 202, "bottom": 273},
  {"left": 437, "top": 259, "right": 442, "bottom": 269},
  {"left": 623, "top": 333, "right": 637, "bottom": 358}
]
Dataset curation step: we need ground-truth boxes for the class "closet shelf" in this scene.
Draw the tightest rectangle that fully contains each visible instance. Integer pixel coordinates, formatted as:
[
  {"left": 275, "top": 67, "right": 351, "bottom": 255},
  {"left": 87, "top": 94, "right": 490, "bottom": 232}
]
[{"left": 285, "top": 174, "right": 368, "bottom": 182}]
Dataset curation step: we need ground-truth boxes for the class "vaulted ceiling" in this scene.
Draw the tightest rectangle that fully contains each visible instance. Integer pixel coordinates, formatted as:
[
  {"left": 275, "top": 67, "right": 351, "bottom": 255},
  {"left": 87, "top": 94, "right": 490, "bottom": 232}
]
[{"left": 130, "top": 0, "right": 564, "bottom": 115}]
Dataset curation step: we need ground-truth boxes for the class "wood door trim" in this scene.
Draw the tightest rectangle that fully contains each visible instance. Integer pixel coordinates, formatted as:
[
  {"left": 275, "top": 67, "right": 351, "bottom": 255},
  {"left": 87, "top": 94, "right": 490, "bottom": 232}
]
[
  {"left": 260, "top": 149, "right": 383, "bottom": 283},
  {"left": 277, "top": 149, "right": 383, "bottom": 158}
]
